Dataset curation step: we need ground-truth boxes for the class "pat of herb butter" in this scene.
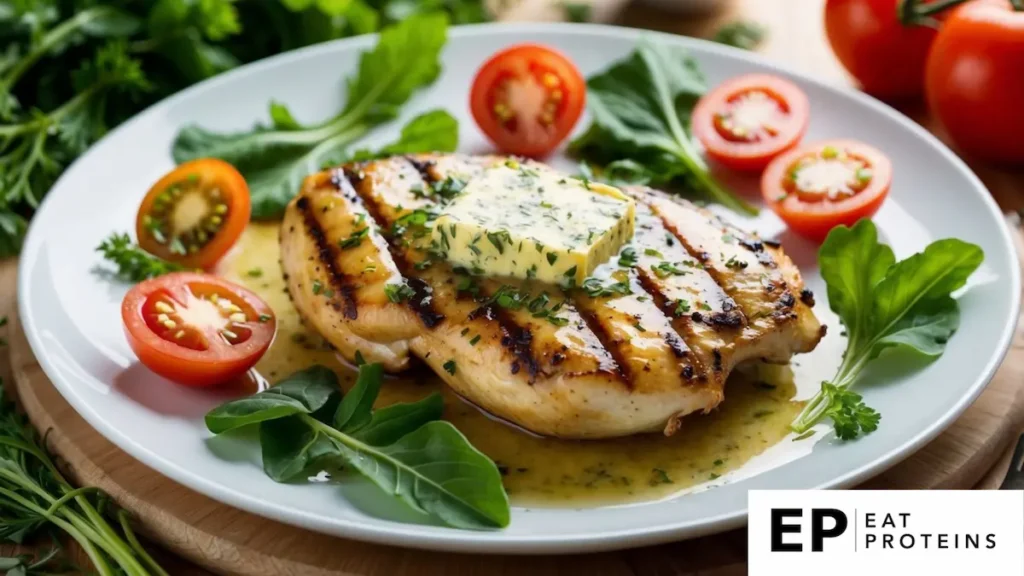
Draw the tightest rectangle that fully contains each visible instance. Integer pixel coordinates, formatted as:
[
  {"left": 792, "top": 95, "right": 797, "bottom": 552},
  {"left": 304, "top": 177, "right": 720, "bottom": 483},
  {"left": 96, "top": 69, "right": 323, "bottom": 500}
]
[{"left": 431, "top": 162, "right": 635, "bottom": 285}]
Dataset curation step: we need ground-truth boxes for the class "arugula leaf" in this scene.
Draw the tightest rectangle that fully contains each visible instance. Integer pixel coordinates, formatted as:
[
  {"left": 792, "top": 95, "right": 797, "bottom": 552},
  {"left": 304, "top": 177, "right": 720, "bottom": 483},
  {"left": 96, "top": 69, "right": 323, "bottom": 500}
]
[
  {"left": 204, "top": 366, "right": 340, "bottom": 433},
  {"left": 205, "top": 364, "right": 509, "bottom": 530},
  {"left": 570, "top": 38, "right": 757, "bottom": 215},
  {"left": 172, "top": 14, "right": 450, "bottom": 218},
  {"left": 791, "top": 219, "right": 984, "bottom": 439}
]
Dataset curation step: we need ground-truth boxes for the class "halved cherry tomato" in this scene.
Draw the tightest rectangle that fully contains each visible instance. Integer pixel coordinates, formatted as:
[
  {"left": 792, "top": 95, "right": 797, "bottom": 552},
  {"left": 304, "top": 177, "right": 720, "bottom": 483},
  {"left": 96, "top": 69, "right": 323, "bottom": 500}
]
[
  {"left": 470, "top": 44, "right": 585, "bottom": 157},
  {"left": 762, "top": 140, "right": 892, "bottom": 242},
  {"left": 136, "top": 159, "right": 250, "bottom": 269},
  {"left": 122, "top": 272, "right": 276, "bottom": 387},
  {"left": 692, "top": 74, "right": 809, "bottom": 172}
]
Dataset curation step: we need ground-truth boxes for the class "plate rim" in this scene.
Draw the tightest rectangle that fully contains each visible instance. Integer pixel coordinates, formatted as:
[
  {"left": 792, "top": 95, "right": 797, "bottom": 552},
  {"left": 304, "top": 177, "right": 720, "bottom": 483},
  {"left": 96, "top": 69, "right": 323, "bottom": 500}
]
[{"left": 17, "top": 21, "right": 1021, "bottom": 554}]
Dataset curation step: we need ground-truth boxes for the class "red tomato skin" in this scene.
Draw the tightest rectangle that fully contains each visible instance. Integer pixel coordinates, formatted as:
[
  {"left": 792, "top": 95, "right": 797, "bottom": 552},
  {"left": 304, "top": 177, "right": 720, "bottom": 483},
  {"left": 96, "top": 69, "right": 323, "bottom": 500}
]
[
  {"left": 135, "top": 158, "right": 250, "bottom": 270},
  {"left": 925, "top": 0, "right": 1024, "bottom": 164},
  {"left": 763, "top": 140, "right": 892, "bottom": 242},
  {"left": 825, "top": 0, "right": 939, "bottom": 99},
  {"left": 469, "top": 44, "right": 585, "bottom": 158},
  {"left": 121, "top": 272, "right": 276, "bottom": 387},
  {"left": 692, "top": 74, "right": 810, "bottom": 172}
]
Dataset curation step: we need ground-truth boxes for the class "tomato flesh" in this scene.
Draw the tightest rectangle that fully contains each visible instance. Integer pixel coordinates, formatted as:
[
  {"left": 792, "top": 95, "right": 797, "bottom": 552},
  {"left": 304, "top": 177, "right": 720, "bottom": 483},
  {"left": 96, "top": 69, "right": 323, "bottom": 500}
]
[
  {"left": 122, "top": 272, "right": 275, "bottom": 387},
  {"left": 763, "top": 140, "right": 892, "bottom": 242},
  {"left": 136, "top": 158, "right": 250, "bottom": 269},
  {"left": 470, "top": 44, "right": 585, "bottom": 157},
  {"left": 693, "top": 74, "right": 809, "bottom": 172}
]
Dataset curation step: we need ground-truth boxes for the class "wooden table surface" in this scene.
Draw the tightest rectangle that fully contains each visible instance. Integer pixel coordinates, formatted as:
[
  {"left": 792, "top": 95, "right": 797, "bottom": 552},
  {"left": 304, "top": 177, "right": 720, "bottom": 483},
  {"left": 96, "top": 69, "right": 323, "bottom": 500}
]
[{"left": 0, "top": 0, "right": 1020, "bottom": 573}]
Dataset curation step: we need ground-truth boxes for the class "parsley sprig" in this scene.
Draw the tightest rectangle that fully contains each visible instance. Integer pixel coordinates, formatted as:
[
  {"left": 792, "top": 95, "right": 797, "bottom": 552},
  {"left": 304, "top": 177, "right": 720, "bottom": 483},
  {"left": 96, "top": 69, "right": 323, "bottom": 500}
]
[{"left": 96, "top": 232, "right": 186, "bottom": 282}]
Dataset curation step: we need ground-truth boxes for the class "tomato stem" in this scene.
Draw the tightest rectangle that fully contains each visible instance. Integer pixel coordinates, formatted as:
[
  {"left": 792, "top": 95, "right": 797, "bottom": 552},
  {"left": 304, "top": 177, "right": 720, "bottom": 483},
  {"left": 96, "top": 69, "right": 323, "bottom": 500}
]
[
  {"left": 1012, "top": 0, "right": 1024, "bottom": 11},
  {"left": 897, "top": 0, "right": 968, "bottom": 26}
]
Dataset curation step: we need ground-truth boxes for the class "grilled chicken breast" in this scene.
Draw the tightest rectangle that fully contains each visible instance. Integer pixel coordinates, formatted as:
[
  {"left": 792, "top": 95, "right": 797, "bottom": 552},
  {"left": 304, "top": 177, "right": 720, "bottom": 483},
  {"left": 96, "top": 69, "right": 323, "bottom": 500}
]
[{"left": 280, "top": 154, "right": 824, "bottom": 439}]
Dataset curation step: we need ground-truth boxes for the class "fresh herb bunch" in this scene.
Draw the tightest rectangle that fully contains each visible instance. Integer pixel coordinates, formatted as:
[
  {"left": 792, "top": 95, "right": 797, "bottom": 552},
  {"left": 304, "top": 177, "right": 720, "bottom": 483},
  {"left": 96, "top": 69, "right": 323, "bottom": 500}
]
[
  {"left": 205, "top": 363, "right": 511, "bottom": 529},
  {"left": 0, "top": 0, "right": 489, "bottom": 258},
  {"left": 0, "top": 384, "right": 166, "bottom": 575},
  {"left": 791, "top": 219, "right": 984, "bottom": 439}
]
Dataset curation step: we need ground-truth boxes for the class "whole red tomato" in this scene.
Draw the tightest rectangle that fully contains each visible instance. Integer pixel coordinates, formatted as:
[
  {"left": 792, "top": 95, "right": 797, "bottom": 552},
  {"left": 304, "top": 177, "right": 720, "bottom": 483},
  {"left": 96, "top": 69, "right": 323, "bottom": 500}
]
[
  {"left": 824, "top": 0, "right": 939, "bottom": 99},
  {"left": 925, "top": 0, "right": 1024, "bottom": 164}
]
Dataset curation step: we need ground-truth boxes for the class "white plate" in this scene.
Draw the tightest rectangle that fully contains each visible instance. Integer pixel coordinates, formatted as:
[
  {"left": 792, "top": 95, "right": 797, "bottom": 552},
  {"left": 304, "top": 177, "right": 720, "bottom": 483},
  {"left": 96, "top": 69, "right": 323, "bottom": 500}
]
[{"left": 18, "top": 23, "right": 1019, "bottom": 554}]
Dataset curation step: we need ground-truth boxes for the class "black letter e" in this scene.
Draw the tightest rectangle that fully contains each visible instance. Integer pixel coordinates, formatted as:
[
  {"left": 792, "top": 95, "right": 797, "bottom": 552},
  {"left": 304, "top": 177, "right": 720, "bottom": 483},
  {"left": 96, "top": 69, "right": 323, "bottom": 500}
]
[{"left": 771, "top": 508, "right": 803, "bottom": 552}]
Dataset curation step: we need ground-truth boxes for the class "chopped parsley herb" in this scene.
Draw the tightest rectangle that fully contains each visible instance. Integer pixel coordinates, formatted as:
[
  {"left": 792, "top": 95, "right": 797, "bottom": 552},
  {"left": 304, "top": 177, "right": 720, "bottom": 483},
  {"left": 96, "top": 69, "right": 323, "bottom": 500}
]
[
  {"left": 460, "top": 328, "right": 470, "bottom": 336},
  {"left": 673, "top": 299, "right": 691, "bottom": 316},
  {"left": 725, "top": 256, "right": 748, "bottom": 270},
  {"left": 652, "top": 261, "right": 689, "bottom": 278},
  {"left": 699, "top": 302, "right": 712, "bottom": 311},
  {"left": 546, "top": 252, "right": 558, "bottom": 266},
  {"left": 456, "top": 276, "right": 480, "bottom": 298},
  {"left": 487, "top": 230, "right": 512, "bottom": 254},
  {"left": 618, "top": 246, "right": 638, "bottom": 267},
  {"left": 650, "top": 468, "right": 674, "bottom": 486},
  {"left": 709, "top": 473, "right": 721, "bottom": 480},
  {"left": 246, "top": 268, "right": 263, "bottom": 278},
  {"left": 258, "top": 314, "right": 272, "bottom": 323},
  {"left": 469, "top": 335, "right": 481, "bottom": 346},
  {"left": 413, "top": 259, "right": 433, "bottom": 270},
  {"left": 665, "top": 233, "right": 675, "bottom": 246},
  {"left": 339, "top": 226, "right": 369, "bottom": 249},
  {"left": 384, "top": 282, "right": 415, "bottom": 303},
  {"left": 644, "top": 248, "right": 663, "bottom": 258},
  {"left": 581, "top": 277, "right": 632, "bottom": 298},
  {"left": 311, "top": 280, "right": 323, "bottom": 295},
  {"left": 721, "top": 233, "right": 735, "bottom": 244},
  {"left": 443, "top": 360, "right": 457, "bottom": 375},
  {"left": 433, "top": 176, "right": 467, "bottom": 200},
  {"left": 633, "top": 321, "right": 646, "bottom": 332},
  {"left": 563, "top": 265, "right": 578, "bottom": 278},
  {"left": 713, "top": 459, "right": 724, "bottom": 467},
  {"left": 468, "top": 244, "right": 482, "bottom": 256}
]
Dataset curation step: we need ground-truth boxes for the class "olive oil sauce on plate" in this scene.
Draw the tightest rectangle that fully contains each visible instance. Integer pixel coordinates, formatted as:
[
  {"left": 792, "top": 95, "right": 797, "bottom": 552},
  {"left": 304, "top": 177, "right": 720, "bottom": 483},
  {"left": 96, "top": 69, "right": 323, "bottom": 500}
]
[{"left": 223, "top": 223, "right": 805, "bottom": 506}]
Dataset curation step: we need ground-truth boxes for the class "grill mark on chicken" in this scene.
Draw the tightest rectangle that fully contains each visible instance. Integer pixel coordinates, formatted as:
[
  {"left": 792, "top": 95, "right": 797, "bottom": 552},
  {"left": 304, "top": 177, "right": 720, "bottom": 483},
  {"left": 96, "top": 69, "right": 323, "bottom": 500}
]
[
  {"left": 350, "top": 158, "right": 551, "bottom": 377},
  {"left": 632, "top": 270, "right": 708, "bottom": 381},
  {"left": 295, "top": 195, "right": 359, "bottom": 320},
  {"left": 404, "top": 156, "right": 439, "bottom": 183},
  {"left": 642, "top": 190, "right": 799, "bottom": 321},
  {"left": 335, "top": 166, "right": 446, "bottom": 328},
  {"left": 574, "top": 307, "right": 631, "bottom": 388},
  {"left": 281, "top": 155, "right": 825, "bottom": 438}
]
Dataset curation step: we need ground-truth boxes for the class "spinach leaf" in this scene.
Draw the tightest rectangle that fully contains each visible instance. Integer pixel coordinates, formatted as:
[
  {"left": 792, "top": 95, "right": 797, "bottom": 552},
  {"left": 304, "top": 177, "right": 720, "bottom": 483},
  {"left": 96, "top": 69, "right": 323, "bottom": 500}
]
[
  {"left": 329, "top": 420, "right": 509, "bottom": 529},
  {"left": 204, "top": 365, "right": 339, "bottom": 433},
  {"left": 791, "top": 219, "right": 984, "bottom": 439},
  {"left": 260, "top": 415, "right": 341, "bottom": 482},
  {"left": 205, "top": 364, "right": 509, "bottom": 530},
  {"left": 172, "top": 14, "right": 450, "bottom": 218},
  {"left": 570, "top": 38, "right": 757, "bottom": 215},
  {"left": 352, "top": 392, "right": 444, "bottom": 446},
  {"left": 333, "top": 362, "right": 383, "bottom": 431}
]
